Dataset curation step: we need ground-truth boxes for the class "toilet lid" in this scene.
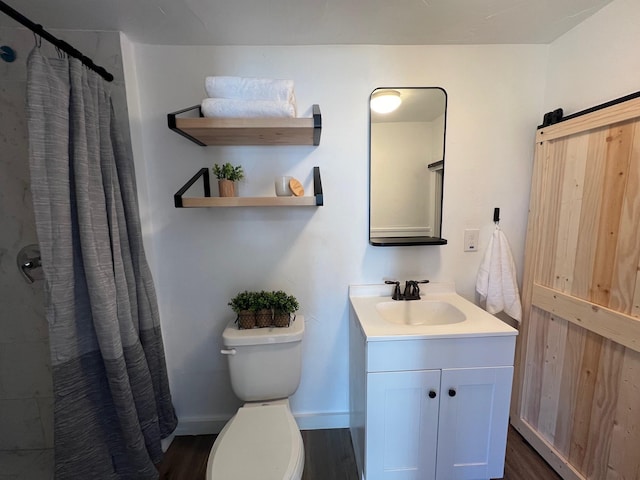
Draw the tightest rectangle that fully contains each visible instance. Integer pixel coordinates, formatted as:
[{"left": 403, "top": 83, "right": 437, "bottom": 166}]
[{"left": 207, "top": 404, "right": 304, "bottom": 480}]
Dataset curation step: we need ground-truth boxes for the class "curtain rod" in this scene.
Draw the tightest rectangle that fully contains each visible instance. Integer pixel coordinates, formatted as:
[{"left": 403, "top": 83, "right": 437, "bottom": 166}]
[{"left": 0, "top": 0, "right": 114, "bottom": 82}]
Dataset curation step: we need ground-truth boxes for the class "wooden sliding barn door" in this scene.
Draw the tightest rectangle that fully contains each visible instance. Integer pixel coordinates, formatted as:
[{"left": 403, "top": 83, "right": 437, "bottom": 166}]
[{"left": 512, "top": 96, "right": 640, "bottom": 480}]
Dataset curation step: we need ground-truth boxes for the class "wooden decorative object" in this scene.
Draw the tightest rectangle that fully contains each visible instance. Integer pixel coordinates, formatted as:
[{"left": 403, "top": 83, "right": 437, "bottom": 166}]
[
  {"left": 218, "top": 179, "right": 235, "bottom": 197},
  {"left": 289, "top": 178, "right": 304, "bottom": 196}
]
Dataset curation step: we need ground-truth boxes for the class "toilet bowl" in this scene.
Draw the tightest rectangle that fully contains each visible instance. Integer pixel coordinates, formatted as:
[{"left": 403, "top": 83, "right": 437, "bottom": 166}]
[
  {"left": 206, "top": 400, "right": 304, "bottom": 480},
  {"left": 206, "top": 318, "right": 305, "bottom": 479}
]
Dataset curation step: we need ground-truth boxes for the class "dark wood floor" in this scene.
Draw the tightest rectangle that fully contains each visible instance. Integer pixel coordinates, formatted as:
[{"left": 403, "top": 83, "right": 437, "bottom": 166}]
[{"left": 158, "top": 425, "right": 562, "bottom": 479}]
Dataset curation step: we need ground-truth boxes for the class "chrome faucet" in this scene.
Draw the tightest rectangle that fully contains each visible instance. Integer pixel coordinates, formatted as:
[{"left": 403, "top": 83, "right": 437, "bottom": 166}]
[
  {"left": 386, "top": 279, "right": 429, "bottom": 300},
  {"left": 402, "top": 280, "right": 429, "bottom": 300}
]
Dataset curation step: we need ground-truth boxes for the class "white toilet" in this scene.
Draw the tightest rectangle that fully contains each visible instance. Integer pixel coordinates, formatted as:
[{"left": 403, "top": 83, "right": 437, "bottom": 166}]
[{"left": 206, "top": 317, "right": 305, "bottom": 480}]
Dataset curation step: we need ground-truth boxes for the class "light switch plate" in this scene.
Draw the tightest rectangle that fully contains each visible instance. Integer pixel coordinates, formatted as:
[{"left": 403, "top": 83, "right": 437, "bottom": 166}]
[{"left": 464, "top": 229, "right": 480, "bottom": 252}]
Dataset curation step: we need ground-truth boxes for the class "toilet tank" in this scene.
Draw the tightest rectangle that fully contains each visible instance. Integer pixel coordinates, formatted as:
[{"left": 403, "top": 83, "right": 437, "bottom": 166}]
[{"left": 222, "top": 316, "right": 304, "bottom": 402}]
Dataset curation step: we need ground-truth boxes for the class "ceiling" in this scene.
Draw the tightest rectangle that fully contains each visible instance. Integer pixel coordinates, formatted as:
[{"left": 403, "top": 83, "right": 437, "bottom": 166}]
[{"left": 0, "top": 0, "right": 614, "bottom": 46}]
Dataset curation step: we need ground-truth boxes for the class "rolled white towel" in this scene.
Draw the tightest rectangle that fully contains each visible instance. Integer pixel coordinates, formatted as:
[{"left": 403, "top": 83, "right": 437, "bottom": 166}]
[
  {"left": 201, "top": 98, "right": 296, "bottom": 118},
  {"left": 205, "top": 76, "right": 295, "bottom": 103}
]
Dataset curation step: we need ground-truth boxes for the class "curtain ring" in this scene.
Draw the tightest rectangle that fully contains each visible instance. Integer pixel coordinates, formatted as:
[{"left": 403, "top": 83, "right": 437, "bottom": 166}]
[{"left": 33, "top": 31, "right": 42, "bottom": 48}]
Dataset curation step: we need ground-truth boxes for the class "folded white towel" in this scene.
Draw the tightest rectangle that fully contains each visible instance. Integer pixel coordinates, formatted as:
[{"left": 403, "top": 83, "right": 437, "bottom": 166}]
[
  {"left": 205, "top": 76, "right": 295, "bottom": 103},
  {"left": 476, "top": 227, "right": 523, "bottom": 322},
  {"left": 201, "top": 98, "right": 296, "bottom": 118}
]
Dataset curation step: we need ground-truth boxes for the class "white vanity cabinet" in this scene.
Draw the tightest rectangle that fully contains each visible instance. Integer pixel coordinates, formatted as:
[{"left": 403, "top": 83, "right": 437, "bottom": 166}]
[
  {"left": 349, "top": 296, "right": 517, "bottom": 480},
  {"left": 366, "top": 366, "right": 513, "bottom": 480}
]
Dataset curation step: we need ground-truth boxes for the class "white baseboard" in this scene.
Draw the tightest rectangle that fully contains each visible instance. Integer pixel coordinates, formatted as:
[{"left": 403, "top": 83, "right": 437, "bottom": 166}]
[
  {"left": 174, "top": 411, "right": 350, "bottom": 436},
  {"left": 295, "top": 411, "right": 350, "bottom": 430}
]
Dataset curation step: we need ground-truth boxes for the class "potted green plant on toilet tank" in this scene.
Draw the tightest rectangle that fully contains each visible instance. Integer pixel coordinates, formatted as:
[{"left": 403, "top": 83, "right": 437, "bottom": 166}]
[
  {"left": 272, "top": 290, "right": 299, "bottom": 327},
  {"left": 253, "top": 290, "right": 274, "bottom": 328},
  {"left": 229, "top": 290, "right": 255, "bottom": 329},
  {"left": 228, "top": 289, "right": 299, "bottom": 329}
]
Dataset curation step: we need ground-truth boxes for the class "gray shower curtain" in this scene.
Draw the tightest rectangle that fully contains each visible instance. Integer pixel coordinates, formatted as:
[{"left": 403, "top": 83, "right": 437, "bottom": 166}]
[{"left": 26, "top": 48, "right": 177, "bottom": 479}]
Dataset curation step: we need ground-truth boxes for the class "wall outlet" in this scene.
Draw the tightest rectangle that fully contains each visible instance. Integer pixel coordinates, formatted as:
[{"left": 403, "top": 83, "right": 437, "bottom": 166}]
[{"left": 464, "top": 229, "right": 480, "bottom": 252}]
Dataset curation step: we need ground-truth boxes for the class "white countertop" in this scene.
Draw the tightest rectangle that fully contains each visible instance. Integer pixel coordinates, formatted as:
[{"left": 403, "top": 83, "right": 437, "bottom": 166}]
[{"left": 349, "top": 283, "right": 518, "bottom": 341}]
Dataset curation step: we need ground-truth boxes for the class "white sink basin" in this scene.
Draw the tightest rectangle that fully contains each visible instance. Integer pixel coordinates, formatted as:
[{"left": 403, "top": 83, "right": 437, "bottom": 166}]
[
  {"left": 349, "top": 282, "right": 518, "bottom": 340},
  {"left": 375, "top": 300, "right": 466, "bottom": 325}
]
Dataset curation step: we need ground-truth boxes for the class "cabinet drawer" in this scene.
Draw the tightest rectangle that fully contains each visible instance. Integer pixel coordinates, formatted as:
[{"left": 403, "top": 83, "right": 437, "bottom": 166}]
[{"left": 366, "top": 336, "right": 515, "bottom": 372}]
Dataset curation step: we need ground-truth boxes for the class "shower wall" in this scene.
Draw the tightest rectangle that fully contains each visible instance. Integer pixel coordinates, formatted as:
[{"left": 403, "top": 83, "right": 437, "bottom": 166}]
[
  {"left": 0, "top": 27, "right": 130, "bottom": 451},
  {"left": 0, "top": 26, "right": 52, "bottom": 451}
]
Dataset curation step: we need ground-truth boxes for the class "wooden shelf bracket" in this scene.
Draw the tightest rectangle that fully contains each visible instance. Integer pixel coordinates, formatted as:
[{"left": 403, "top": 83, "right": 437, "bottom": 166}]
[
  {"left": 174, "top": 167, "right": 324, "bottom": 208},
  {"left": 167, "top": 104, "right": 322, "bottom": 146}
]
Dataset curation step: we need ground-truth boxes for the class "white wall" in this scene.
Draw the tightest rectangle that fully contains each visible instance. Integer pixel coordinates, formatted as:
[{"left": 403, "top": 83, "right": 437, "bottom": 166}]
[
  {"left": 123, "top": 42, "right": 548, "bottom": 433},
  {"left": 544, "top": 0, "right": 640, "bottom": 114}
]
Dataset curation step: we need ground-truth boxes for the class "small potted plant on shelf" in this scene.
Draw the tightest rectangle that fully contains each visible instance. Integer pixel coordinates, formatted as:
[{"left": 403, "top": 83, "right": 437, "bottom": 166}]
[
  {"left": 229, "top": 290, "right": 256, "bottom": 329},
  {"left": 253, "top": 290, "right": 274, "bottom": 328},
  {"left": 272, "top": 290, "right": 299, "bottom": 327},
  {"left": 213, "top": 162, "right": 244, "bottom": 197}
]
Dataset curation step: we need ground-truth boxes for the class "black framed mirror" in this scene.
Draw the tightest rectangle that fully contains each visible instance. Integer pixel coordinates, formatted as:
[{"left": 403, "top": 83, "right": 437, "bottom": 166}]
[{"left": 369, "top": 87, "right": 447, "bottom": 246}]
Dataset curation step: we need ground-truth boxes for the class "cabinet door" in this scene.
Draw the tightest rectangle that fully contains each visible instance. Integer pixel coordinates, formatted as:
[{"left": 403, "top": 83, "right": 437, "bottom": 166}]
[
  {"left": 436, "top": 366, "right": 513, "bottom": 480},
  {"left": 366, "top": 370, "right": 441, "bottom": 480}
]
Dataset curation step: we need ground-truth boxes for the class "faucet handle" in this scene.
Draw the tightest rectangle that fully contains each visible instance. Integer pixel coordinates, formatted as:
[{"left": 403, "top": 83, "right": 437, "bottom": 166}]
[
  {"left": 403, "top": 279, "right": 429, "bottom": 300},
  {"left": 384, "top": 280, "right": 403, "bottom": 300}
]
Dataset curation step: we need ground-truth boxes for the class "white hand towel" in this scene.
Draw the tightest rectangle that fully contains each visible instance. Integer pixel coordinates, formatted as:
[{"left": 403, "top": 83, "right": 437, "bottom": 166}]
[
  {"left": 476, "top": 227, "right": 522, "bottom": 322},
  {"left": 201, "top": 98, "right": 296, "bottom": 118},
  {"left": 205, "top": 76, "right": 295, "bottom": 103}
]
